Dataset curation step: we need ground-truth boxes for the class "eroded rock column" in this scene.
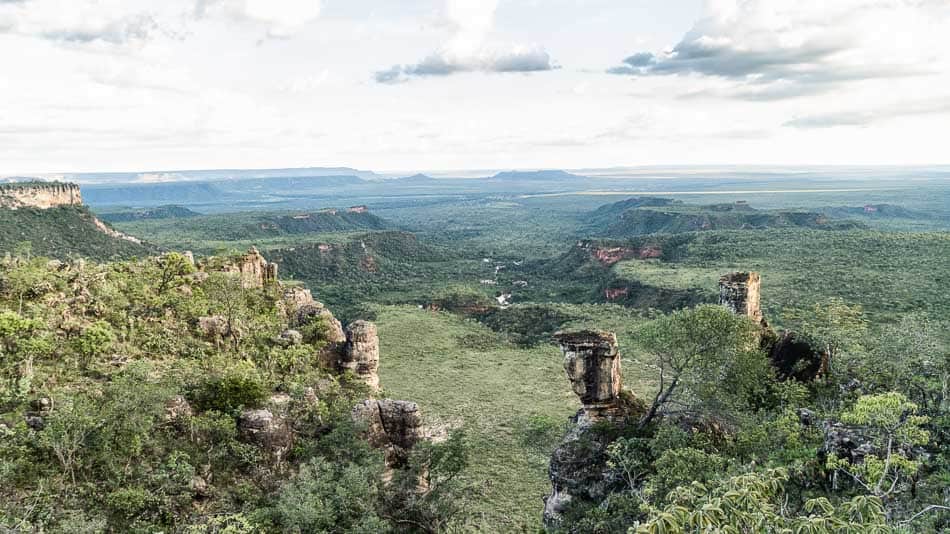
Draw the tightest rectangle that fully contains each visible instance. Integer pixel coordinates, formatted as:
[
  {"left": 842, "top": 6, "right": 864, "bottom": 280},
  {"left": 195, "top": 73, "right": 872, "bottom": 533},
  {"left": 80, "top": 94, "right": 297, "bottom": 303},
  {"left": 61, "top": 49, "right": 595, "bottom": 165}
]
[
  {"left": 353, "top": 399, "right": 422, "bottom": 469},
  {"left": 340, "top": 321, "right": 380, "bottom": 393},
  {"left": 719, "top": 271, "right": 763, "bottom": 323},
  {"left": 554, "top": 330, "right": 622, "bottom": 421}
]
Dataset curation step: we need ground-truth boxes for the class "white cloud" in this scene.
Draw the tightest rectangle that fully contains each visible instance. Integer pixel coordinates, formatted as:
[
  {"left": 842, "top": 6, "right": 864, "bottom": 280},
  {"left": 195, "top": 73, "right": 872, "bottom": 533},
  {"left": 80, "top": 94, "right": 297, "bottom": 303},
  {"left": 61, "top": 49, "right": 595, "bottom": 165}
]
[
  {"left": 197, "top": 0, "right": 322, "bottom": 36},
  {"left": 375, "top": 0, "right": 557, "bottom": 83},
  {"left": 608, "top": 0, "right": 950, "bottom": 99}
]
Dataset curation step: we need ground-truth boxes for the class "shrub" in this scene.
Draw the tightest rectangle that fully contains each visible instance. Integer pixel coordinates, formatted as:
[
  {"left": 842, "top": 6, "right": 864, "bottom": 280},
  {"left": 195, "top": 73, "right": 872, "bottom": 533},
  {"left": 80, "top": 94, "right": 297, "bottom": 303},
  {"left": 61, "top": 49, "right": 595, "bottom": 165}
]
[{"left": 190, "top": 372, "right": 266, "bottom": 414}]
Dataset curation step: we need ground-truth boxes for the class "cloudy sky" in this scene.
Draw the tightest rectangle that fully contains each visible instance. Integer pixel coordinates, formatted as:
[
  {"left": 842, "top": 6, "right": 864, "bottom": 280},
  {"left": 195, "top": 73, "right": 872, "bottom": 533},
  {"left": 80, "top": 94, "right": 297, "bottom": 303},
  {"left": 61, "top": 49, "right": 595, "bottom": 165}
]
[{"left": 2, "top": 0, "right": 949, "bottom": 174}]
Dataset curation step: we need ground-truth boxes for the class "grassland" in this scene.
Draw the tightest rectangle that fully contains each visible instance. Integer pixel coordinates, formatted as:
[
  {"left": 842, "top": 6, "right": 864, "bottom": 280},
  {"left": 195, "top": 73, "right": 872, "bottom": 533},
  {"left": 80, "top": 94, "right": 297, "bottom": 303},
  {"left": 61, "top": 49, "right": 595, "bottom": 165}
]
[{"left": 373, "top": 303, "right": 656, "bottom": 530}]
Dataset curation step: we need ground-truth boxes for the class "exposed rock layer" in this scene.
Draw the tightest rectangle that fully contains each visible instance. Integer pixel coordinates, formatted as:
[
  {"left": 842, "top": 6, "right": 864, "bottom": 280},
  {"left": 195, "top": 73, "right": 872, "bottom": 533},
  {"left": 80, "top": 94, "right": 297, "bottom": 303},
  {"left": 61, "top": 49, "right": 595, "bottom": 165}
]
[
  {"left": 341, "top": 321, "right": 381, "bottom": 393},
  {"left": 554, "top": 330, "right": 622, "bottom": 421},
  {"left": 353, "top": 399, "right": 422, "bottom": 468},
  {"left": 0, "top": 183, "right": 82, "bottom": 209},
  {"left": 719, "top": 271, "right": 763, "bottom": 323}
]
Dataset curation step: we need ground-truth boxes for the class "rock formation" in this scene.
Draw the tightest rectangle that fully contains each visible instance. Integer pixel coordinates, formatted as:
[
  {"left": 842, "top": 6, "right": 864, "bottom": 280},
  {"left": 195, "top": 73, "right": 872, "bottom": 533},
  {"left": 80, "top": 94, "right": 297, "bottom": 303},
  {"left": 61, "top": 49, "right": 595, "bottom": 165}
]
[
  {"left": 0, "top": 182, "right": 82, "bottom": 209},
  {"left": 231, "top": 247, "right": 277, "bottom": 289},
  {"left": 197, "top": 315, "right": 230, "bottom": 341},
  {"left": 352, "top": 399, "right": 422, "bottom": 468},
  {"left": 554, "top": 330, "right": 623, "bottom": 421},
  {"left": 719, "top": 271, "right": 825, "bottom": 380},
  {"left": 719, "top": 271, "right": 763, "bottom": 323},
  {"left": 340, "top": 321, "right": 381, "bottom": 393},
  {"left": 545, "top": 330, "right": 644, "bottom": 529},
  {"left": 238, "top": 408, "right": 293, "bottom": 458}
]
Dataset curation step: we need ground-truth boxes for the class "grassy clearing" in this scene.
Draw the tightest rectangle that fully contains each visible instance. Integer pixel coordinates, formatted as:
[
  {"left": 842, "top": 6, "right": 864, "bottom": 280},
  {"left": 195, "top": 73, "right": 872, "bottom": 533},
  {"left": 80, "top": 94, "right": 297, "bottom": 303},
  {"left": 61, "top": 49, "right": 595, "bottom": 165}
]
[{"left": 373, "top": 304, "right": 656, "bottom": 531}]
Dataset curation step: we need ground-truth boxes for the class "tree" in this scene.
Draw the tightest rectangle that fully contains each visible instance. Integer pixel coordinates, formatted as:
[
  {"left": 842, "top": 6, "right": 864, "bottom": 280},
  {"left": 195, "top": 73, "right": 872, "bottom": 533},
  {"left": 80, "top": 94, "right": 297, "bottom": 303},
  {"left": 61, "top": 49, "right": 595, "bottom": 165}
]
[
  {"left": 785, "top": 297, "right": 869, "bottom": 373},
  {"left": 634, "top": 468, "right": 891, "bottom": 533},
  {"left": 154, "top": 252, "right": 195, "bottom": 295},
  {"left": 274, "top": 456, "right": 390, "bottom": 533},
  {"left": 0, "top": 311, "right": 40, "bottom": 403},
  {"left": 71, "top": 320, "right": 115, "bottom": 370},
  {"left": 635, "top": 305, "right": 764, "bottom": 429},
  {"left": 826, "top": 392, "right": 930, "bottom": 514},
  {"left": 864, "top": 314, "right": 949, "bottom": 414}
]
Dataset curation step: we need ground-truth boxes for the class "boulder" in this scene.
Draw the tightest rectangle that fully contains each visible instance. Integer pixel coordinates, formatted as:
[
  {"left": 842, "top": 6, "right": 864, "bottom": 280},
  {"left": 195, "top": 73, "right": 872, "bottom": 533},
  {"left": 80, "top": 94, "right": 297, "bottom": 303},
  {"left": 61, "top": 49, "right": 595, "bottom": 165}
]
[
  {"left": 197, "top": 315, "right": 230, "bottom": 340},
  {"left": 276, "top": 329, "right": 304, "bottom": 347},
  {"left": 25, "top": 415, "right": 45, "bottom": 431},
  {"left": 238, "top": 409, "right": 293, "bottom": 457},
  {"left": 292, "top": 303, "right": 346, "bottom": 345}
]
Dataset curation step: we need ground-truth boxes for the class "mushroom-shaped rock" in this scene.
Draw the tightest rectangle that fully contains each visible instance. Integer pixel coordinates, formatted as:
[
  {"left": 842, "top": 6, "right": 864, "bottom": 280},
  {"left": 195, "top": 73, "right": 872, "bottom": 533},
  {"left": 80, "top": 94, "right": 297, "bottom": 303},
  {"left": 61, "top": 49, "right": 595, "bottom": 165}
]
[
  {"left": 341, "top": 321, "right": 380, "bottom": 393},
  {"left": 238, "top": 408, "right": 293, "bottom": 456},
  {"left": 353, "top": 399, "right": 422, "bottom": 467},
  {"left": 554, "top": 330, "right": 622, "bottom": 421}
]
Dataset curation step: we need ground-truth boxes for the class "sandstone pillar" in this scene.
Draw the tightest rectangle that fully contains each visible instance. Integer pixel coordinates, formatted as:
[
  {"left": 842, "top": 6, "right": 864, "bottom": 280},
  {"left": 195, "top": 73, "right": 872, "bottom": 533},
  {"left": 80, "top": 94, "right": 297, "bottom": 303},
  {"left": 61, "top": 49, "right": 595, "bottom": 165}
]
[
  {"left": 340, "top": 321, "right": 380, "bottom": 392},
  {"left": 554, "top": 330, "right": 622, "bottom": 421},
  {"left": 719, "top": 272, "right": 763, "bottom": 323}
]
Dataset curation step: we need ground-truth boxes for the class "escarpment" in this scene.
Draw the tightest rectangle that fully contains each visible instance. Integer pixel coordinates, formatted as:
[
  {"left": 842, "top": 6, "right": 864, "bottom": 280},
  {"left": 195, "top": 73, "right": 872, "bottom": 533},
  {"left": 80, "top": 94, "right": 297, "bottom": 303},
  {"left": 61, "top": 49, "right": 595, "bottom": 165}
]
[
  {"left": 0, "top": 182, "right": 83, "bottom": 209},
  {"left": 0, "top": 181, "right": 145, "bottom": 254}
]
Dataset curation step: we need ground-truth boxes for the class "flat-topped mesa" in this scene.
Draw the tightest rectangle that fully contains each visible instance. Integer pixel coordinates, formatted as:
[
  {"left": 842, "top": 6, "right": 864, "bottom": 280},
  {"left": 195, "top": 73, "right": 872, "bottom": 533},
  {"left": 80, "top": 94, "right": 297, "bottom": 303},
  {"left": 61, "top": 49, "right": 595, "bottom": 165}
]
[
  {"left": 340, "top": 320, "right": 380, "bottom": 393},
  {"left": 0, "top": 182, "right": 83, "bottom": 210},
  {"left": 719, "top": 272, "right": 763, "bottom": 323},
  {"left": 554, "top": 330, "right": 623, "bottom": 421}
]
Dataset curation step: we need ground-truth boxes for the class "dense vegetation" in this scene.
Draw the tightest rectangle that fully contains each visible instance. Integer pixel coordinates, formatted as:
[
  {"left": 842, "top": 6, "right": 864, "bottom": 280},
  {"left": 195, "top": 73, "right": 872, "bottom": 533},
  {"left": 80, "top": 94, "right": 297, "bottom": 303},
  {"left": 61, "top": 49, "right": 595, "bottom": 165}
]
[
  {"left": 98, "top": 205, "right": 202, "bottom": 223},
  {"left": 0, "top": 206, "right": 152, "bottom": 261},
  {"left": 0, "top": 253, "right": 469, "bottom": 532}
]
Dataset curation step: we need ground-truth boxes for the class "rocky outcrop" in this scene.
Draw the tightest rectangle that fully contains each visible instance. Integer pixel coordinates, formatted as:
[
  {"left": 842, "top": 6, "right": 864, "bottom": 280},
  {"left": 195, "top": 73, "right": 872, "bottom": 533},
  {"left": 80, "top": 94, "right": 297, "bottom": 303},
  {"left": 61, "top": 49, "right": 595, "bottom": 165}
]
[
  {"left": 340, "top": 321, "right": 380, "bottom": 393},
  {"left": 232, "top": 247, "right": 277, "bottom": 289},
  {"left": 544, "top": 413, "right": 620, "bottom": 529},
  {"left": 769, "top": 331, "right": 825, "bottom": 381},
  {"left": 719, "top": 271, "right": 763, "bottom": 324},
  {"left": 353, "top": 399, "right": 422, "bottom": 468},
  {"left": 164, "top": 396, "right": 193, "bottom": 423},
  {"left": 0, "top": 182, "right": 82, "bottom": 209},
  {"left": 554, "top": 330, "right": 623, "bottom": 422},
  {"left": 718, "top": 272, "right": 825, "bottom": 381},
  {"left": 545, "top": 330, "right": 644, "bottom": 530},
  {"left": 197, "top": 315, "right": 230, "bottom": 341},
  {"left": 238, "top": 408, "right": 293, "bottom": 458}
]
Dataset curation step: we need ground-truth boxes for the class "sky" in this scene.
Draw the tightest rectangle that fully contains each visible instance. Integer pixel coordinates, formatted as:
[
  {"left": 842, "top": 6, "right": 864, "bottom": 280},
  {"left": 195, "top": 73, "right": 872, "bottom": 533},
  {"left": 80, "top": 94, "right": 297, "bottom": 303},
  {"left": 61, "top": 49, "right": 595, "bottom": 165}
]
[{"left": 1, "top": 0, "right": 949, "bottom": 174}]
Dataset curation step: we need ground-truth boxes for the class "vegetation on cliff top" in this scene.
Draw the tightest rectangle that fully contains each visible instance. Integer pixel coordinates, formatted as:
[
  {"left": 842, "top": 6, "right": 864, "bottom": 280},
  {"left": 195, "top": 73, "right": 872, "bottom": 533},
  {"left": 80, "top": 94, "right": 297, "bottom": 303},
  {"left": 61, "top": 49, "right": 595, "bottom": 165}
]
[{"left": 0, "top": 206, "right": 152, "bottom": 261}]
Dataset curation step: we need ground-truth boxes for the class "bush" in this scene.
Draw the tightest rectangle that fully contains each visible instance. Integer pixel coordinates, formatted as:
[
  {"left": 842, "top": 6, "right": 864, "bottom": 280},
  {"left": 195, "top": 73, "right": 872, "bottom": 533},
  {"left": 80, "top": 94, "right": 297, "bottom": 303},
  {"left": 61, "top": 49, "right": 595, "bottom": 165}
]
[
  {"left": 190, "top": 372, "right": 266, "bottom": 414},
  {"left": 274, "top": 457, "right": 389, "bottom": 533}
]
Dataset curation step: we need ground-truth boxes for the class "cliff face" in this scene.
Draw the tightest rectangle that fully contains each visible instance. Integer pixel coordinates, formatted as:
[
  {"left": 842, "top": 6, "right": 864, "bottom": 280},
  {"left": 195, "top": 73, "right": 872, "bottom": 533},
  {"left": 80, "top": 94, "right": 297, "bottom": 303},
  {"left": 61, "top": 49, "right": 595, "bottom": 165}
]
[{"left": 0, "top": 183, "right": 83, "bottom": 210}]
